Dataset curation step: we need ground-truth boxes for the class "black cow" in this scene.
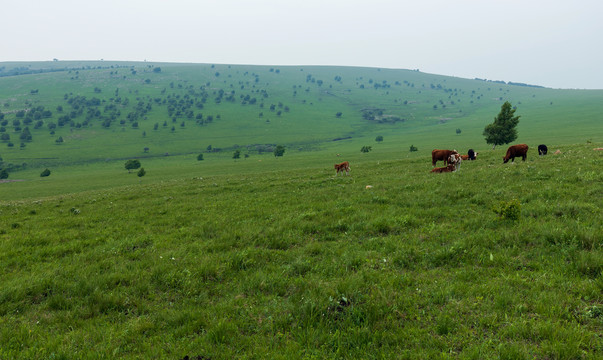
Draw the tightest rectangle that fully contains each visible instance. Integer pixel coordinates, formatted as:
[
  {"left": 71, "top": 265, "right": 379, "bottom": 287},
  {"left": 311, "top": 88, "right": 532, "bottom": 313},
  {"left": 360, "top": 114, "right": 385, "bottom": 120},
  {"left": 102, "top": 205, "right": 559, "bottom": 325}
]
[{"left": 538, "top": 144, "right": 548, "bottom": 155}]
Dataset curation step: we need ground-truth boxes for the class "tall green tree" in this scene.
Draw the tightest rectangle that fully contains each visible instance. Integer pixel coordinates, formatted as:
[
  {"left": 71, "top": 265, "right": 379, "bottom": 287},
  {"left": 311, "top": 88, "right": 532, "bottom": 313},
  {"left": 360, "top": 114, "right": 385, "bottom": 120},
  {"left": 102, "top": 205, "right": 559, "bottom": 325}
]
[{"left": 483, "top": 101, "right": 520, "bottom": 149}]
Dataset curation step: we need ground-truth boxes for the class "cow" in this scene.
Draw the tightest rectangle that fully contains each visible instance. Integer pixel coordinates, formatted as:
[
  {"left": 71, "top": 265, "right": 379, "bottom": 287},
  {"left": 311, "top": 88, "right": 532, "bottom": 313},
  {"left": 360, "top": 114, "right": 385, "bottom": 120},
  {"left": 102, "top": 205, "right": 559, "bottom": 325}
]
[
  {"left": 461, "top": 149, "right": 478, "bottom": 161},
  {"left": 432, "top": 149, "right": 458, "bottom": 167},
  {"left": 448, "top": 153, "right": 462, "bottom": 171},
  {"left": 538, "top": 144, "right": 548, "bottom": 155},
  {"left": 503, "top": 144, "right": 529, "bottom": 163},
  {"left": 430, "top": 164, "right": 456, "bottom": 173},
  {"left": 334, "top": 161, "right": 350, "bottom": 175}
]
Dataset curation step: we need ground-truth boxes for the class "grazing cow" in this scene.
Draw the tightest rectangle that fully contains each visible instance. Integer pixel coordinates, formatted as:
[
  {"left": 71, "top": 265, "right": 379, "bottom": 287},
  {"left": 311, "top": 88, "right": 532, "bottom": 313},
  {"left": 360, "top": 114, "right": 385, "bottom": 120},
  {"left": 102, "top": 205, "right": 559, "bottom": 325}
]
[
  {"left": 448, "top": 153, "right": 462, "bottom": 171},
  {"left": 430, "top": 164, "right": 456, "bottom": 173},
  {"left": 503, "top": 144, "right": 529, "bottom": 163},
  {"left": 593, "top": 148, "right": 603, "bottom": 151},
  {"left": 334, "top": 161, "right": 350, "bottom": 175},
  {"left": 538, "top": 144, "right": 548, "bottom": 155},
  {"left": 432, "top": 149, "right": 458, "bottom": 167}
]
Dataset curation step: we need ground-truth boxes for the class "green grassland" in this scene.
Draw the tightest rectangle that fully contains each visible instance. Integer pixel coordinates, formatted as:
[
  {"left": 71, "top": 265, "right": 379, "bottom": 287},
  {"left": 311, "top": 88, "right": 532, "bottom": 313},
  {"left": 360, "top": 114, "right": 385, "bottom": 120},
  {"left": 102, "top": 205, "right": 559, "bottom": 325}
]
[
  {"left": 1, "top": 144, "right": 601, "bottom": 359},
  {"left": 1, "top": 61, "right": 602, "bottom": 200},
  {"left": 0, "top": 62, "right": 602, "bottom": 358}
]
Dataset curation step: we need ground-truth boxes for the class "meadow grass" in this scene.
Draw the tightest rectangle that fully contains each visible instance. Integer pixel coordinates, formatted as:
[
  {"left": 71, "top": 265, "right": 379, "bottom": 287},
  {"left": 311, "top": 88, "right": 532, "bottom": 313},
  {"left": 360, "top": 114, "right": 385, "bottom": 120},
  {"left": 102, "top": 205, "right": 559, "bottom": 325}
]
[{"left": 1, "top": 142, "right": 601, "bottom": 359}]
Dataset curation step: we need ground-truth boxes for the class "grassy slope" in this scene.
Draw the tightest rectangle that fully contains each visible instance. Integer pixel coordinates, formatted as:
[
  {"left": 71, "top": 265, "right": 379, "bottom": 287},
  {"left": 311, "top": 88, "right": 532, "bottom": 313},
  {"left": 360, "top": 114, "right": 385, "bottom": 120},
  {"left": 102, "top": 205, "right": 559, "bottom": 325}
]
[
  {"left": 0, "top": 62, "right": 602, "bottom": 358},
  {"left": 1, "top": 62, "right": 602, "bottom": 200},
  {"left": 0, "top": 143, "right": 601, "bottom": 359}
]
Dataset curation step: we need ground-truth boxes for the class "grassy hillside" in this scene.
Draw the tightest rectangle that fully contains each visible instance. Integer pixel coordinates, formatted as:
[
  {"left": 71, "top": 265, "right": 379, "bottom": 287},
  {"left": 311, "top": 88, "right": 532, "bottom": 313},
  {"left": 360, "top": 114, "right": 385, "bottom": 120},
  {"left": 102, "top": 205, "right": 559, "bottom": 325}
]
[
  {"left": 0, "top": 62, "right": 601, "bottom": 358},
  {"left": 0, "top": 143, "right": 601, "bottom": 359},
  {"left": 1, "top": 61, "right": 602, "bottom": 199}
]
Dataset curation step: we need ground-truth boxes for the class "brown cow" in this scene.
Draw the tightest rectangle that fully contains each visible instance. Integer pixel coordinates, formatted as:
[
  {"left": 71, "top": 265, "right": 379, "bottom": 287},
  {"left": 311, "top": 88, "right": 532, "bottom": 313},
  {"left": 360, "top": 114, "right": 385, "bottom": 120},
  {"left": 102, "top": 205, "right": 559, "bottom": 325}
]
[
  {"left": 432, "top": 149, "right": 458, "bottom": 167},
  {"left": 430, "top": 164, "right": 456, "bottom": 173},
  {"left": 334, "top": 161, "right": 350, "bottom": 175},
  {"left": 503, "top": 144, "right": 529, "bottom": 163}
]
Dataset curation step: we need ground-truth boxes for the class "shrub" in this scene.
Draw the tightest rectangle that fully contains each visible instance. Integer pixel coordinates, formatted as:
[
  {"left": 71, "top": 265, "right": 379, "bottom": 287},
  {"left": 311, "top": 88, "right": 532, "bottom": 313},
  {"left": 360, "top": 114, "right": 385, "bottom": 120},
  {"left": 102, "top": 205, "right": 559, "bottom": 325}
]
[
  {"left": 40, "top": 168, "right": 51, "bottom": 177},
  {"left": 493, "top": 199, "right": 521, "bottom": 221}
]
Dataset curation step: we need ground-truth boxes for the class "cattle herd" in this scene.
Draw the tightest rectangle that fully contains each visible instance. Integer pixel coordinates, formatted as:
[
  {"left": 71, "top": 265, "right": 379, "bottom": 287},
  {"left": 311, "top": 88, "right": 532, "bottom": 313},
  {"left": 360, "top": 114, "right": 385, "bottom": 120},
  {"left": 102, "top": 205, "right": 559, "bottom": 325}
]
[{"left": 334, "top": 143, "right": 553, "bottom": 176}]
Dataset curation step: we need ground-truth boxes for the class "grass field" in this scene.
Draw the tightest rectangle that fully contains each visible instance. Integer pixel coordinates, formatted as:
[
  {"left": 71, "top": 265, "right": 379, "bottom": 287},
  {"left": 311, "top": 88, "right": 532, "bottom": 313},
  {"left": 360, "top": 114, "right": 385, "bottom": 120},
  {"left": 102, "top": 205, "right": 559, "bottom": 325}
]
[
  {"left": 1, "top": 142, "right": 602, "bottom": 359},
  {"left": 0, "top": 62, "right": 602, "bottom": 358}
]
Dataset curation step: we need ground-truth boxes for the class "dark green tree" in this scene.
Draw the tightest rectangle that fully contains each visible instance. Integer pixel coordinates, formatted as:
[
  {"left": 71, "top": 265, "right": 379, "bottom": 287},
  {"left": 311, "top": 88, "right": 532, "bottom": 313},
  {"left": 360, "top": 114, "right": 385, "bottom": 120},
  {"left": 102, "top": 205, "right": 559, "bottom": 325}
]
[
  {"left": 137, "top": 168, "right": 146, "bottom": 177},
  {"left": 40, "top": 168, "right": 51, "bottom": 177},
  {"left": 483, "top": 101, "right": 520, "bottom": 149},
  {"left": 0, "top": 169, "right": 8, "bottom": 179},
  {"left": 361, "top": 145, "right": 372, "bottom": 153},
  {"left": 274, "top": 145, "right": 285, "bottom": 157},
  {"left": 125, "top": 159, "right": 141, "bottom": 173},
  {"left": 410, "top": 145, "right": 418, "bottom": 152},
  {"left": 55, "top": 136, "right": 63, "bottom": 144},
  {"left": 375, "top": 135, "right": 383, "bottom": 142},
  {"left": 456, "top": 128, "right": 462, "bottom": 135},
  {"left": 233, "top": 149, "right": 241, "bottom": 160},
  {"left": 197, "top": 154, "right": 204, "bottom": 161}
]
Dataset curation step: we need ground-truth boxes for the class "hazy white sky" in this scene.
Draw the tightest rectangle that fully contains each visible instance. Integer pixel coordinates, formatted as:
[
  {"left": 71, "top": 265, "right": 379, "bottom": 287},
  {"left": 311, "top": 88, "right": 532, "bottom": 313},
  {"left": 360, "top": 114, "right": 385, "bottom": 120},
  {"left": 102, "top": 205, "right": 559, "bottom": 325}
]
[{"left": 2, "top": 0, "right": 602, "bottom": 89}]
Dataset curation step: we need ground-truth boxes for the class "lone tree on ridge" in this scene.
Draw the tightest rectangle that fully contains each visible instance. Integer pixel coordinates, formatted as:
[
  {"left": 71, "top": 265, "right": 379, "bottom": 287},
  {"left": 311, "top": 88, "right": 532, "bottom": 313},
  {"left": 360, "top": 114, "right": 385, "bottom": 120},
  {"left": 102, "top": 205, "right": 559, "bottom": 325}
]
[{"left": 483, "top": 101, "right": 520, "bottom": 150}]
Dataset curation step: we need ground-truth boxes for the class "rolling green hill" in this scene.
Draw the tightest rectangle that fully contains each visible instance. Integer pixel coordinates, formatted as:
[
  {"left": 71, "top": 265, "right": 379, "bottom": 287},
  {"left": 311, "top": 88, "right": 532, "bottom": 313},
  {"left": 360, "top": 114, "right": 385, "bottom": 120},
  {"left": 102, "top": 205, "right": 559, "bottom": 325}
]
[
  {"left": 0, "top": 62, "right": 601, "bottom": 358},
  {"left": 1, "top": 61, "right": 602, "bottom": 199}
]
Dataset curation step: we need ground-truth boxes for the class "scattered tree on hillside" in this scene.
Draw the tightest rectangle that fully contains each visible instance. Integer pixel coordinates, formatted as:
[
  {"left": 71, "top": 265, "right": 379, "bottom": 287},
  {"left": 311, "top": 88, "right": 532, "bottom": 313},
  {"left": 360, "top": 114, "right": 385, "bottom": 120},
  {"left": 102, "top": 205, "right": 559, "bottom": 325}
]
[
  {"left": 125, "top": 159, "right": 141, "bottom": 173},
  {"left": 137, "top": 168, "right": 146, "bottom": 177},
  {"left": 233, "top": 149, "right": 241, "bottom": 160},
  {"left": 0, "top": 169, "right": 8, "bottom": 179},
  {"left": 40, "top": 168, "right": 51, "bottom": 177},
  {"left": 483, "top": 101, "right": 520, "bottom": 149},
  {"left": 336, "top": 112, "right": 343, "bottom": 118},
  {"left": 197, "top": 154, "right": 204, "bottom": 161},
  {"left": 410, "top": 145, "right": 418, "bottom": 152},
  {"left": 361, "top": 145, "right": 372, "bottom": 153},
  {"left": 274, "top": 145, "right": 285, "bottom": 157},
  {"left": 456, "top": 128, "right": 462, "bottom": 135},
  {"left": 375, "top": 135, "right": 383, "bottom": 142},
  {"left": 55, "top": 136, "right": 63, "bottom": 144}
]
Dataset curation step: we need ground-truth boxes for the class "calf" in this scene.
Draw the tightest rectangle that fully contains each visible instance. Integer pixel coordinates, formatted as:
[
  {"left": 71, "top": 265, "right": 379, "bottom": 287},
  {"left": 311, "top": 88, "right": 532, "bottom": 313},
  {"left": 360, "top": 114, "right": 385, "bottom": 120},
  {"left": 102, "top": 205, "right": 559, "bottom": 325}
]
[
  {"left": 461, "top": 150, "right": 478, "bottom": 161},
  {"left": 503, "top": 144, "right": 529, "bottom": 163},
  {"left": 538, "top": 144, "right": 548, "bottom": 155},
  {"left": 432, "top": 149, "right": 458, "bottom": 167},
  {"left": 430, "top": 164, "right": 456, "bottom": 173},
  {"left": 334, "top": 161, "right": 350, "bottom": 175}
]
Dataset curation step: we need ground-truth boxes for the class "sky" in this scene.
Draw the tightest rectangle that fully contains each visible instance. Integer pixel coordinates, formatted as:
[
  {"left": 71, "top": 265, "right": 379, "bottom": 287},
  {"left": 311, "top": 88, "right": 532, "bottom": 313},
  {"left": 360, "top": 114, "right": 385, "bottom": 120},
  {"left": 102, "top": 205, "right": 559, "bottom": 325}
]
[{"left": 2, "top": 0, "right": 602, "bottom": 89}]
